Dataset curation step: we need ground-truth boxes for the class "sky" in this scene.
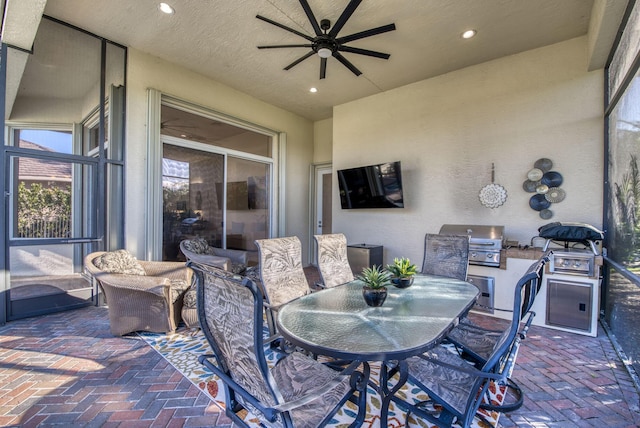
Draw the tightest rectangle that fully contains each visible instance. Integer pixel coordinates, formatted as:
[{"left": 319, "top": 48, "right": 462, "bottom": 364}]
[{"left": 19, "top": 129, "right": 73, "bottom": 154}]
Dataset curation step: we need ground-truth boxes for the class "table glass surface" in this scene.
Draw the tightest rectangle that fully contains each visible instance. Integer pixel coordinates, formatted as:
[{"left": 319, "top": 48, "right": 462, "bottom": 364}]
[{"left": 276, "top": 274, "right": 479, "bottom": 361}]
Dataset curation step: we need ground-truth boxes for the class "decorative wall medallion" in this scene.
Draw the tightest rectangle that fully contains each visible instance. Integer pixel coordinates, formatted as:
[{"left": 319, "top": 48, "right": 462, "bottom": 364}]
[{"left": 524, "top": 158, "right": 565, "bottom": 218}]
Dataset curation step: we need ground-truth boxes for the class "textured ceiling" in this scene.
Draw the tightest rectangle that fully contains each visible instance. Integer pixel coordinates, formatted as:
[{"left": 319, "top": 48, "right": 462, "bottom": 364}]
[{"left": 5, "top": 0, "right": 626, "bottom": 121}]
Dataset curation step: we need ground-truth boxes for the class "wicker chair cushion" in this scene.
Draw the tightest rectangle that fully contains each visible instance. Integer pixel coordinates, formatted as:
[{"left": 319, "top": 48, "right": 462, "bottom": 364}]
[
  {"left": 181, "top": 237, "right": 215, "bottom": 255},
  {"left": 93, "top": 250, "right": 146, "bottom": 276}
]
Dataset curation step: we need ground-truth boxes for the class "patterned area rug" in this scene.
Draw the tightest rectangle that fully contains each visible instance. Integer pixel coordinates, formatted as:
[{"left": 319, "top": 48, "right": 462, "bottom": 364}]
[{"left": 139, "top": 327, "right": 506, "bottom": 427}]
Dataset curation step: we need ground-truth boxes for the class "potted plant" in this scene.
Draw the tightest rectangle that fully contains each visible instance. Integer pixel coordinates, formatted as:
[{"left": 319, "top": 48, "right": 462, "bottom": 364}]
[
  {"left": 386, "top": 257, "right": 418, "bottom": 288},
  {"left": 357, "top": 265, "right": 392, "bottom": 307}
]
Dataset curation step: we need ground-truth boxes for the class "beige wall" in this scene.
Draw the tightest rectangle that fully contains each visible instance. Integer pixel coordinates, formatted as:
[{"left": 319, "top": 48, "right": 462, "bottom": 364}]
[
  {"left": 332, "top": 36, "right": 604, "bottom": 265},
  {"left": 125, "top": 49, "right": 314, "bottom": 261},
  {"left": 313, "top": 118, "right": 333, "bottom": 164}
]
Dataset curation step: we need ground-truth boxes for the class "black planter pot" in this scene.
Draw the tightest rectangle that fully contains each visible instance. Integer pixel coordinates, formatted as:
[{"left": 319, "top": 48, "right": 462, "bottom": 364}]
[
  {"left": 362, "top": 286, "right": 388, "bottom": 307},
  {"left": 391, "top": 276, "right": 414, "bottom": 289}
]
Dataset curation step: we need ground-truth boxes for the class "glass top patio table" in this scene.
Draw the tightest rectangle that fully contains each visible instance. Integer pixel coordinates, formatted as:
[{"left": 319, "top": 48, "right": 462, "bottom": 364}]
[{"left": 277, "top": 274, "right": 480, "bottom": 362}]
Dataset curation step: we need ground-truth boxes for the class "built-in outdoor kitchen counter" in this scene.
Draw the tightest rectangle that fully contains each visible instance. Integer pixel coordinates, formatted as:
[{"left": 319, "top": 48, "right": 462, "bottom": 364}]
[{"left": 469, "top": 245, "right": 603, "bottom": 337}]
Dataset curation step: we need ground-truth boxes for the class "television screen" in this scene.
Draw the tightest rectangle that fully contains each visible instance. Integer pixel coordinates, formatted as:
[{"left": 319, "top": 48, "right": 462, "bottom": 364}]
[{"left": 337, "top": 161, "right": 404, "bottom": 209}]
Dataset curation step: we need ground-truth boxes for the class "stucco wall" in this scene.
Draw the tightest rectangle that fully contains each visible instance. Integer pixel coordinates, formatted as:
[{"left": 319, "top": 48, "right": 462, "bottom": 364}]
[
  {"left": 332, "top": 36, "right": 604, "bottom": 265},
  {"left": 313, "top": 118, "right": 333, "bottom": 164},
  {"left": 125, "top": 49, "right": 314, "bottom": 261}
]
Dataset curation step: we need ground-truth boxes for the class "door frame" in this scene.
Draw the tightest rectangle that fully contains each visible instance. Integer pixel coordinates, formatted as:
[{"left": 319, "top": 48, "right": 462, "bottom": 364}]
[{"left": 308, "top": 162, "right": 332, "bottom": 264}]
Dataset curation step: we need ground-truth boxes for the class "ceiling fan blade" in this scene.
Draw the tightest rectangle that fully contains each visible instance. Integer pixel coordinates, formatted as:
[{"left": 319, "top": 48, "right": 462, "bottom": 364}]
[
  {"left": 338, "top": 45, "right": 390, "bottom": 59},
  {"left": 320, "top": 57, "right": 327, "bottom": 79},
  {"left": 328, "top": 0, "right": 363, "bottom": 38},
  {"left": 298, "top": 0, "right": 322, "bottom": 36},
  {"left": 258, "top": 44, "right": 313, "bottom": 49},
  {"left": 334, "top": 52, "right": 362, "bottom": 76},
  {"left": 256, "top": 15, "right": 314, "bottom": 42},
  {"left": 284, "top": 51, "right": 315, "bottom": 70},
  {"left": 336, "top": 23, "right": 396, "bottom": 44}
]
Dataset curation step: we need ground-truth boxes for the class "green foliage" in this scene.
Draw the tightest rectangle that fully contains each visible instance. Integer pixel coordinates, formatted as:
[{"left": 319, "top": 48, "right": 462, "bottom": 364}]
[
  {"left": 357, "top": 265, "right": 391, "bottom": 289},
  {"left": 17, "top": 182, "right": 71, "bottom": 238},
  {"left": 386, "top": 257, "right": 418, "bottom": 278}
]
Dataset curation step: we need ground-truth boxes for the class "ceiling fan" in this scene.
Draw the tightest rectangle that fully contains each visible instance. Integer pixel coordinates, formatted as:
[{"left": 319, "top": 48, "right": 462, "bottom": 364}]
[{"left": 256, "top": 0, "right": 396, "bottom": 79}]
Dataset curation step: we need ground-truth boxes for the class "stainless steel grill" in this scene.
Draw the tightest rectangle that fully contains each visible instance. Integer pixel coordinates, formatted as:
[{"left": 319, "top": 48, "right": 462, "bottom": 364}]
[{"left": 439, "top": 224, "right": 505, "bottom": 267}]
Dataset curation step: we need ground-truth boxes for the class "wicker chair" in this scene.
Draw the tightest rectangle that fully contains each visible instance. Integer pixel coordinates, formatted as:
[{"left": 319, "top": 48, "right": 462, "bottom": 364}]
[
  {"left": 254, "top": 236, "right": 311, "bottom": 337},
  {"left": 421, "top": 233, "right": 470, "bottom": 280},
  {"left": 314, "top": 233, "right": 354, "bottom": 288},
  {"left": 190, "top": 261, "right": 369, "bottom": 427},
  {"left": 84, "top": 250, "right": 192, "bottom": 336}
]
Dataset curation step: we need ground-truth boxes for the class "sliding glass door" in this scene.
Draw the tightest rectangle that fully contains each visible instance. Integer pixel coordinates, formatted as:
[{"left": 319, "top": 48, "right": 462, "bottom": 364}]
[{"left": 159, "top": 103, "right": 274, "bottom": 264}]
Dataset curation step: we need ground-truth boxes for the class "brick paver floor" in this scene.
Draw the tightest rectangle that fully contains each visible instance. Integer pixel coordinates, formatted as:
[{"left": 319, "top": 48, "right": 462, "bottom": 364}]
[{"left": 0, "top": 304, "right": 639, "bottom": 427}]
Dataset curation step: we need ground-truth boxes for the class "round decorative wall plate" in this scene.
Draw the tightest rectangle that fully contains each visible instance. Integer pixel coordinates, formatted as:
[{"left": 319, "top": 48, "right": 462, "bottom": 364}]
[
  {"left": 541, "top": 171, "right": 563, "bottom": 187},
  {"left": 536, "top": 184, "right": 549, "bottom": 194},
  {"left": 529, "top": 194, "right": 551, "bottom": 211},
  {"left": 479, "top": 183, "right": 508, "bottom": 208},
  {"left": 534, "top": 158, "right": 553, "bottom": 172},
  {"left": 539, "top": 208, "right": 553, "bottom": 219},
  {"left": 527, "top": 168, "right": 544, "bottom": 181},
  {"left": 523, "top": 180, "right": 538, "bottom": 193},
  {"left": 545, "top": 187, "right": 566, "bottom": 203}
]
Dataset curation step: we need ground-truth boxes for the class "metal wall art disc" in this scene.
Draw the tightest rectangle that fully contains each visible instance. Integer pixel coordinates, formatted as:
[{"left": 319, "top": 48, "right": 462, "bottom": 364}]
[
  {"left": 527, "top": 168, "right": 544, "bottom": 181},
  {"left": 545, "top": 187, "right": 566, "bottom": 203},
  {"left": 536, "top": 184, "right": 549, "bottom": 194},
  {"left": 541, "top": 171, "right": 563, "bottom": 187},
  {"left": 523, "top": 180, "right": 538, "bottom": 192},
  {"left": 479, "top": 183, "right": 508, "bottom": 208},
  {"left": 479, "top": 163, "right": 507, "bottom": 208},
  {"left": 539, "top": 208, "right": 553, "bottom": 219},
  {"left": 534, "top": 158, "right": 553, "bottom": 172},
  {"left": 529, "top": 194, "right": 551, "bottom": 211}
]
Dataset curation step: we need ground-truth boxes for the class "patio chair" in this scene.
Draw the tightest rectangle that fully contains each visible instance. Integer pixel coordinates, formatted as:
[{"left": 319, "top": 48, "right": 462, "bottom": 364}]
[
  {"left": 387, "top": 253, "right": 538, "bottom": 427},
  {"left": 190, "top": 261, "right": 369, "bottom": 428},
  {"left": 255, "top": 236, "right": 311, "bottom": 337},
  {"left": 446, "top": 254, "right": 549, "bottom": 366},
  {"left": 179, "top": 237, "right": 248, "bottom": 273},
  {"left": 314, "top": 233, "right": 354, "bottom": 288},
  {"left": 84, "top": 250, "right": 192, "bottom": 336},
  {"left": 421, "top": 234, "right": 470, "bottom": 280}
]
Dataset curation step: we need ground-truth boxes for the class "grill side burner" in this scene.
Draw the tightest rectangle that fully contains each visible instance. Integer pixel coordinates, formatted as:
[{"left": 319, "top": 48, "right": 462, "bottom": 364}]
[{"left": 438, "top": 224, "right": 505, "bottom": 267}]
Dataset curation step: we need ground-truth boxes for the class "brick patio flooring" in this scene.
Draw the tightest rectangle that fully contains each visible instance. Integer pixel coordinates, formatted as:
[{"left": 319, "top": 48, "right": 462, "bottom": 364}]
[{"left": 0, "top": 305, "right": 639, "bottom": 427}]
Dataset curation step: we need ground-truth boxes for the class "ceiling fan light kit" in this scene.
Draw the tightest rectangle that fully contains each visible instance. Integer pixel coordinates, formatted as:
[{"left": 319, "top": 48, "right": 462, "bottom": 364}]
[{"left": 256, "top": 0, "right": 396, "bottom": 79}]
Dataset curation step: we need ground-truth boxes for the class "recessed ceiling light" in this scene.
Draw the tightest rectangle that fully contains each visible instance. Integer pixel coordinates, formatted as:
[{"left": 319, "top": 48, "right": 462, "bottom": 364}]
[
  {"left": 159, "top": 3, "right": 175, "bottom": 14},
  {"left": 462, "top": 29, "right": 477, "bottom": 39},
  {"left": 309, "top": 87, "right": 318, "bottom": 93}
]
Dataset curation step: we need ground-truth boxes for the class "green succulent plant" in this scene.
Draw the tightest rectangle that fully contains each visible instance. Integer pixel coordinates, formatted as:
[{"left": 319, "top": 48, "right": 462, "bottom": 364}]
[
  {"left": 386, "top": 257, "right": 418, "bottom": 278},
  {"left": 357, "top": 265, "right": 392, "bottom": 289}
]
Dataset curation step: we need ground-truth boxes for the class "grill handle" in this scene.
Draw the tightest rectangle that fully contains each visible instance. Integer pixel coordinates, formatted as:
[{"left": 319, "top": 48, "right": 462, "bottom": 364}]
[{"left": 472, "top": 242, "right": 499, "bottom": 247}]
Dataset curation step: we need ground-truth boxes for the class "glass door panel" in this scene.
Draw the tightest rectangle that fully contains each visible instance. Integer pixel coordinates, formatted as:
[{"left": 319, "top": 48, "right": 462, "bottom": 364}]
[
  {"left": 162, "top": 144, "right": 224, "bottom": 260},
  {"left": 225, "top": 157, "right": 270, "bottom": 262},
  {"left": 7, "top": 154, "right": 97, "bottom": 320}
]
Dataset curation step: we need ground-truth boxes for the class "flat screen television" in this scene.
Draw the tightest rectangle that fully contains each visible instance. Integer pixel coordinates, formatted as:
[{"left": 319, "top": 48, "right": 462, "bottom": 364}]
[{"left": 337, "top": 161, "right": 404, "bottom": 209}]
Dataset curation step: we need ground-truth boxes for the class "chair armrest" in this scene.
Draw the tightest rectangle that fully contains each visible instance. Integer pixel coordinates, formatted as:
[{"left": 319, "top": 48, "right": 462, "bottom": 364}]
[
  {"left": 212, "top": 248, "right": 248, "bottom": 265},
  {"left": 94, "top": 273, "right": 171, "bottom": 298},
  {"left": 180, "top": 253, "right": 230, "bottom": 271}
]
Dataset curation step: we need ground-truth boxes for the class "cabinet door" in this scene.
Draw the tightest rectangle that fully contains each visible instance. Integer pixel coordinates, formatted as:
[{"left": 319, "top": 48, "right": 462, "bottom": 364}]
[{"left": 546, "top": 279, "right": 592, "bottom": 331}]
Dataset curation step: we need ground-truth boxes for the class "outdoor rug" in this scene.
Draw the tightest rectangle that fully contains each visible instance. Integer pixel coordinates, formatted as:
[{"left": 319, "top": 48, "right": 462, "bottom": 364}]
[{"left": 139, "top": 327, "right": 507, "bottom": 427}]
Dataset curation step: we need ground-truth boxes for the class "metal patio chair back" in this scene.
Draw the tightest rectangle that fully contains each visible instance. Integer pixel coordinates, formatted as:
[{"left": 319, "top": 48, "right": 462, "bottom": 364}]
[
  {"left": 446, "top": 254, "right": 549, "bottom": 365},
  {"left": 422, "top": 233, "right": 470, "bottom": 280},
  {"left": 254, "top": 236, "right": 311, "bottom": 336},
  {"left": 390, "top": 255, "right": 542, "bottom": 427},
  {"left": 314, "top": 233, "right": 354, "bottom": 288},
  {"left": 190, "top": 261, "right": 368, "bottom": 428}
]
